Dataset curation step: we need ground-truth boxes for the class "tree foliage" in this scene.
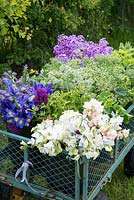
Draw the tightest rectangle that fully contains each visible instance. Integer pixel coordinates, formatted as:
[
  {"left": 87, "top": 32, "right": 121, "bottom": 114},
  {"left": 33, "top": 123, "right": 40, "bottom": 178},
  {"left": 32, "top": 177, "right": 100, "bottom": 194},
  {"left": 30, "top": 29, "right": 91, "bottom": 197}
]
[
  {"left": 0, "top": 0, "right": 134, "bottom": 70},
  {"left": 0, "top": 0, "right": 31, "bottom": 40},
  {"left": 0, "top": 0, "right": 31, "bottom": 65}
]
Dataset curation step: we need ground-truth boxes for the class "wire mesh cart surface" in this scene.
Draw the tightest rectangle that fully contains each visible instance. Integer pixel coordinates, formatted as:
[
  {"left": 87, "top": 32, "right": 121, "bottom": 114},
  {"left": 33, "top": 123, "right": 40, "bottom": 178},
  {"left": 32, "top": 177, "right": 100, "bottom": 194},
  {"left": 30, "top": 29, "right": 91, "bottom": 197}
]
[{"left": 0, "top": 105, "right": 134, "bottom": 200}]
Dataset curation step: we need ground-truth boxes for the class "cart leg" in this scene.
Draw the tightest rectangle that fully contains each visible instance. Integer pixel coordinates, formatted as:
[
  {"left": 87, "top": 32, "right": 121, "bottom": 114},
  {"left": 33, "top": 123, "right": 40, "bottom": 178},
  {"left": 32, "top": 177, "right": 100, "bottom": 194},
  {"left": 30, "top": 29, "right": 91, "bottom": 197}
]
[
  {"left": 0, "top": 182, "right": 12, "bottom": 200},
  {"left": 94, "top": 190, "right": 109, "bottom": 200},
  {"left": 124, "top": 147, "right": 134, "bottom": 177}
]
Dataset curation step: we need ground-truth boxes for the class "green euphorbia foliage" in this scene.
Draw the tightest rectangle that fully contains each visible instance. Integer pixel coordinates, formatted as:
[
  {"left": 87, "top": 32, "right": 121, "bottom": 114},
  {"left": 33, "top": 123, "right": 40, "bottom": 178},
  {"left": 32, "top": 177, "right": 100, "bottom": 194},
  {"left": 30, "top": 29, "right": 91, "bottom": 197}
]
[
  {"left": 35, "top": 86, "right": 94, "bottom": 121},
  {"left": 112, "top": 42, "right": 134, "bottom": 87}
]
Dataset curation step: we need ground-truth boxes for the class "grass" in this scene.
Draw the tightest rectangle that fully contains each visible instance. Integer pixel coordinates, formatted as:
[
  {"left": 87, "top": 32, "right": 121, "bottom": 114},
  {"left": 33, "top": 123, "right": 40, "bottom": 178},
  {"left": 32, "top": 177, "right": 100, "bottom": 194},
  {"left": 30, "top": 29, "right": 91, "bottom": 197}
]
[{"left": 104, "top": 162, "right": 134, "bottom": 200}]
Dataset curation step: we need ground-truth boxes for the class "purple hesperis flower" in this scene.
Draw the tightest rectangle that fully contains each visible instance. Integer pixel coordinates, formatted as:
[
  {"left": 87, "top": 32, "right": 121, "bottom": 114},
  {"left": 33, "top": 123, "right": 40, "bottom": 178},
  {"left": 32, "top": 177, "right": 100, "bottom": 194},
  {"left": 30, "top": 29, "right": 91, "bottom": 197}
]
[{"left": 53, "top": 34, "right": 113, "bottom": 62}]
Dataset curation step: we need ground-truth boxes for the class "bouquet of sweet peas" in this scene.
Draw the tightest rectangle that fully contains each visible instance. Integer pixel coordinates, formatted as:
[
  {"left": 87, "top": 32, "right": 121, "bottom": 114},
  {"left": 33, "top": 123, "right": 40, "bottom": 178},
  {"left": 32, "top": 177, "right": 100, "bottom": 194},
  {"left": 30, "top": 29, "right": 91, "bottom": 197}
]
[
  {"left": 26, "top": 98, "right": 129, "bottom": 160},
  {"left": 0, "top": 69, "right": 53, "bottom": 136}
]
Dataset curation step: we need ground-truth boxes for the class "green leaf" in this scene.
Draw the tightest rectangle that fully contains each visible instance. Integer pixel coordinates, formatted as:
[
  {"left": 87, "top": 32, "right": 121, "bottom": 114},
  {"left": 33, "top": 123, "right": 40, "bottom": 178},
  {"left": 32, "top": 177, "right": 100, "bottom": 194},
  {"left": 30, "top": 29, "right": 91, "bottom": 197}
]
[
  {"left": 115, "top": 88, "right": 127, "bottom": 96},
  {"left": 12, "top": 25, "right": 19, "bottom": 33}
]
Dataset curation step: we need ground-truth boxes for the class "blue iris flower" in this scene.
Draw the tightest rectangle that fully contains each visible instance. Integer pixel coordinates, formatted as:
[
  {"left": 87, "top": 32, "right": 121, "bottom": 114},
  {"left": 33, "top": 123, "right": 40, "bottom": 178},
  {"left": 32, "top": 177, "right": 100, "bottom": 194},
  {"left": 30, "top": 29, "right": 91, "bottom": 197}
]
[
  {"left": 28, "top": 95, "right": 35, "bottom": 102},
  {"left": 33, "top": 82, "right": 53, "bottom": 95},
  {"left": 16, "top": 118, "right": 25, "bottom": 128},
  {"left": 2, "top": 77, "right": 12, "bottom": 86},
  {"left": 25, "top": 114, "right": 33, "bottom": 126},
  {"left": 8, "top": 84, "right": 17, "bottom": 96},
  {"left": 0, "top": 74, "right": 53, "bottom": 130},
  {"left": 46, "top": 83, "right": 53, "bottom": 94},
  {"left": 6, "top": 109, "right": 15, "bottom": 118}
]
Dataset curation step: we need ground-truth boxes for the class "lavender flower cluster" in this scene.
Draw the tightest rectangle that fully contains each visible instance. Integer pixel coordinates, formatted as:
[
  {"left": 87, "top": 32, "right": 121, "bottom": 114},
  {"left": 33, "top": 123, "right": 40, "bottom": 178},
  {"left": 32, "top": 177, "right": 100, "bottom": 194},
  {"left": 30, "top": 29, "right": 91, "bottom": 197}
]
[{"left": 53, "top": 34, "right": 113, "bottom": 62}]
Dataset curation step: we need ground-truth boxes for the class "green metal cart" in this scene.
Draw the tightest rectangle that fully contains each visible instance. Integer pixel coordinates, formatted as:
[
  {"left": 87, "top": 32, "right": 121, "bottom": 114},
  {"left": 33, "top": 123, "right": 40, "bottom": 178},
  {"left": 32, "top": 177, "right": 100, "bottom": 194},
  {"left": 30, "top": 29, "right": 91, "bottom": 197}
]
[{"left": 0, "top": 105, "right": 134, "bottom": 200}]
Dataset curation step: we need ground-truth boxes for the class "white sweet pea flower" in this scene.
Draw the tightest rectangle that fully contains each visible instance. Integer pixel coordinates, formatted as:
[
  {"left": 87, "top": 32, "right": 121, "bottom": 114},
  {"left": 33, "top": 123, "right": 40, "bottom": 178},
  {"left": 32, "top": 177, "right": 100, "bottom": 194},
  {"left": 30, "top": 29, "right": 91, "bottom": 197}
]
[
  {"left": 31, "top": 131, "right": 41, "bottom": 139},
  {"left": 83, "top": 98, "right": 104, "bottom": 117},
  {"left": 59, "top": 110, "right": 81, "bottom": 122},
  {"left": 63, "top": 122, "right": 77, "bottom": 133},
  {"left": 48, "top": 123, "right": 66, "bottom": 141},
  {"left": 79, "top": 137, "right": 89, "bottom": 148},
  {"left": 110, "top": 113, "right": 123, "bottom": 130},
  {"left": 44, "top": 126, "right": 55, "bottom": 139},
  {"left": 27, "top": 138, "right": 35, "bottom": 145},
  {"left": 118, "top": 129, "right": 129, "bottom": 139},
  {"left": 64, "top": 136, "right": 78, "bottom": 147},
  {"left": 84, "top": 151, "right": 99, "bottom": 159},
  {"left": 103, "top": 137, "right": 115, "bottom": 147},
  {"left": 39, "top": 141, "right": 61, "bottom": 156},
  {"left": 93, "top": 134, "right": 104, "bottom": 149},
  {"left": 31, "top": 121, "right": 45, "bottom": 132},
  {"left": 98, "top": 114, "right": 109, "bottom": 126},
  {"left": 82, "top": 127, "right": 94, "bottom": 138},
  {"left": 35, "top": 135, "right": 44, "bottom": 145},
  {"left": 44, "top": 119, "right": 54, "bottom": 128},
  {"left": 31, "top": 131, "right": 44, "bottom": 145},
  {"left": 59, "top": 110, "right": 84, "bottom": 133}
]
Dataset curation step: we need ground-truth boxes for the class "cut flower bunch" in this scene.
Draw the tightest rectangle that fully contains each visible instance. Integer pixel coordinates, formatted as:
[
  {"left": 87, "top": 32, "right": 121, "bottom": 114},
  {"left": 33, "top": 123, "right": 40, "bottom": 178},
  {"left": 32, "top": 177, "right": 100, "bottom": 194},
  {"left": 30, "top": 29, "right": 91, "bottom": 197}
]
[
  {"left": 26, "top": 98, "right": 129, "bottom": 160},
  {"left": 0, "top": 68, "right": 53, "bottom": 135}
]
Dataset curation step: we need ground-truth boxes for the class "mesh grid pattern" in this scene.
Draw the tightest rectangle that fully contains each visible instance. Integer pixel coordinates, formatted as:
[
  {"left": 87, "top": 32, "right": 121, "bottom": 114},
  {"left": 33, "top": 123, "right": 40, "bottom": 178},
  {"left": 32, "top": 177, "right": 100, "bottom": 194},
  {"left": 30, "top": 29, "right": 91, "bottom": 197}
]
[
  {"left": 0, "top": 106, "right": 133, "bottom": 199},
  {"left": 88, "top": 106, "right": 134, "bottom": 196},
  {"left": 88, "top": 150, "right": 113, "bottom": 194},
  {"left": 118, "top": 108, "right": 134, "bottom": 154},
  {"left": 29, "top": 149, "right": 75, "bottom": 197},
  {"left": 0, "top": 136, "right": 75, "bottom": 198},
  {"left": 0, "top": 138, "right": 24, "bottom": 176}
]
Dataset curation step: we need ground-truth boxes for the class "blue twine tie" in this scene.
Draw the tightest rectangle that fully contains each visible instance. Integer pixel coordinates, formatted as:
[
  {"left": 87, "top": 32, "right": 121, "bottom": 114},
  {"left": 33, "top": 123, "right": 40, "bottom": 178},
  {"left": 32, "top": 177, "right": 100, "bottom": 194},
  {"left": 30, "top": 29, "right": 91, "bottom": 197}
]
[{"left": 15, "top": 160, "right": 48, "bottom": 196}]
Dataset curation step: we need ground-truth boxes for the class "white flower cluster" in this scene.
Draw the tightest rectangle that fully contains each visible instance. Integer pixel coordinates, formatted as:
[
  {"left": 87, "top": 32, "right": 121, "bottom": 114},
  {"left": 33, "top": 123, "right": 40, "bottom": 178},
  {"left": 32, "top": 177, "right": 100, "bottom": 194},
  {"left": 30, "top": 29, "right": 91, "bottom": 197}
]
[{"left": 28, "top": 98, "right": 129, "bottom": 160}]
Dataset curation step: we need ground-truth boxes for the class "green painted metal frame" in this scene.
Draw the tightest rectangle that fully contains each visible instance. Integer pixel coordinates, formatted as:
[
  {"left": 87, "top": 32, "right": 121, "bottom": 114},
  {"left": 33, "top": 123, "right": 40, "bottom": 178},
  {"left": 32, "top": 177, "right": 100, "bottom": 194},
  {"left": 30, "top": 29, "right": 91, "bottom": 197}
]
[
  {"left": 86, "top": 104, "right": 134, "bottom": 200},
  {"left": 0, "top": 129, "right": 79, "bottom": 200},
  {"left": 0, "top": 104, "right": 134, "bottom": 200},
  {"left": 75, "top": 161, "right": 80, "bottom": 200},
  {"left": 1, "top": 129, "right": 134, "bottom": 200},
  {"left": 87, "top": 136, "right": 134, "bottom": 200},
  {"left": 3, "top": 175, "right": 73, "bottom": 200},
  {"left": 82, "top": 158, "right": 89, "bottom": 200}
]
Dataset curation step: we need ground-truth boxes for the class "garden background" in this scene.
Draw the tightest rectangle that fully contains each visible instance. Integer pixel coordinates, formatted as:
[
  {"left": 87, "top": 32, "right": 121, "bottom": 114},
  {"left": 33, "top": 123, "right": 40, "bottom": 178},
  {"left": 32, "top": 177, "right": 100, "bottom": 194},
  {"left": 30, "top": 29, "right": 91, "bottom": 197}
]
[{"left": 0, "top": 0, "right": 134, "bottom": 199}]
